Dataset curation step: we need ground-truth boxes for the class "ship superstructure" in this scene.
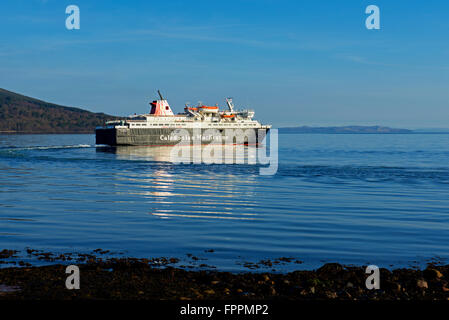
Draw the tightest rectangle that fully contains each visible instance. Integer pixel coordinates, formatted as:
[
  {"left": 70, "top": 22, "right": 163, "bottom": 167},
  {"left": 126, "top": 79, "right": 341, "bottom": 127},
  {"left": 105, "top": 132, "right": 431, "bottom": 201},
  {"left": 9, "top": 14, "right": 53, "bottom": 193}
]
[{"left": 96, "top": 91, "right": 271, "bottom": 146}]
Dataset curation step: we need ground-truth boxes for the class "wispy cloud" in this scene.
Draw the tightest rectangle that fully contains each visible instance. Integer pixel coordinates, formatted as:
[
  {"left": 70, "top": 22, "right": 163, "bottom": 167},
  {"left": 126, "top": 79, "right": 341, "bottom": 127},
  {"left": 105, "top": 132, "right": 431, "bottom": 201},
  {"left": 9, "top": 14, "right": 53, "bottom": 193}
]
[
  {"left": 0, "top": 66, "right": 101, "bottom": 78},
  {"left": 129, "top": 29, "right": 269, "bottom": 47},
  {"left": 337, "top": 54, "right": 398, "bottom": 67},
  {"left": 339, "top": 54, "right": 449, "bottom": 72}
]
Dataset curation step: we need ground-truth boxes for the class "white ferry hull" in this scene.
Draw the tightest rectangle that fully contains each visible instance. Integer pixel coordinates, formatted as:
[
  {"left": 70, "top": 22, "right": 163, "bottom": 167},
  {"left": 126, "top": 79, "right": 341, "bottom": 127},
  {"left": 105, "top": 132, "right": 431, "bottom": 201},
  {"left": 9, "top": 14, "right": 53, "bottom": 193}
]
[{"left": 96, "top": 127, "right": 269, "bottom": 146}]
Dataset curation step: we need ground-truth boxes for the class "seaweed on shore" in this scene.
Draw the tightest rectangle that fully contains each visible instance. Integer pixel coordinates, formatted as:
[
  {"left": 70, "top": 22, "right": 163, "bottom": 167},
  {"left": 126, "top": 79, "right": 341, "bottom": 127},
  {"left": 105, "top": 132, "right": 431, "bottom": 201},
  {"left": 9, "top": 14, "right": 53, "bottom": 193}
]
[{"left": 1, "top": 249, "right": 449, "bottom": 300}]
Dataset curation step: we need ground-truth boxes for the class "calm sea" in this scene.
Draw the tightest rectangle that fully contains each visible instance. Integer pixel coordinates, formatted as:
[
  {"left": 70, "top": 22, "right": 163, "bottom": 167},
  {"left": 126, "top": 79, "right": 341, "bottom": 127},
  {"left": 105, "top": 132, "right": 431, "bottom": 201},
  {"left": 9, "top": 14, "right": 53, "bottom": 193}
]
[{"left": 1, "top": 133, "right": 449, "bottom": 271}]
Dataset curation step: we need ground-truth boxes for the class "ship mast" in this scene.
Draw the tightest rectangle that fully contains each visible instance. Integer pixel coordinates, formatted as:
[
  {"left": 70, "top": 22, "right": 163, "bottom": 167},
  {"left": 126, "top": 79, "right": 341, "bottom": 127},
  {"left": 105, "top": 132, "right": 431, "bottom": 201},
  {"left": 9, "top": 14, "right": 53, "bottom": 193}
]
[{"left": 225, "top": 97, "right": 234, "bottom": 112}]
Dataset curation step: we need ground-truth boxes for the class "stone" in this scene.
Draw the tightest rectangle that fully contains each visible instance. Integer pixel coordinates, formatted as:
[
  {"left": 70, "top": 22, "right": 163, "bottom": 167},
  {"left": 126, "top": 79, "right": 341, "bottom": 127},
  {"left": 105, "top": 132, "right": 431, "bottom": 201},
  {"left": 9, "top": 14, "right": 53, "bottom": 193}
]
[
  {"left": 424, "top": 268, "right": 444, "bottom": 280},
  {"left": 317, "top": 263, "right": 344, "bottom": 274},
  {"left": 417, "top": 279, "right": 428, "bottom": 289}
]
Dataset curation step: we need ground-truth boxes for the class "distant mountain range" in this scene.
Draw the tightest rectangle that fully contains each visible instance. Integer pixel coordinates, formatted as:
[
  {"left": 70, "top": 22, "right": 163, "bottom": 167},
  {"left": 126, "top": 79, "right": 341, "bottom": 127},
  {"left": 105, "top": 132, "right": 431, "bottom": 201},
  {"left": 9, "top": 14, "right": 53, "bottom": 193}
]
[
  {"left": 0, "top": 88, "right": 118, "bottom": 133},
  {"left": 279, "top": 125, "right": 413, "bottom": 134}
]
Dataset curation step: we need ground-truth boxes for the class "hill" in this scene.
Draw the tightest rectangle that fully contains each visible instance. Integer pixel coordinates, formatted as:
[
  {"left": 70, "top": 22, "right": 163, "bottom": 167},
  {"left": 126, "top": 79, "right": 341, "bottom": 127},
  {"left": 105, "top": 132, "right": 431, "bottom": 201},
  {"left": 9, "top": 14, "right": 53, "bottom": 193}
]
[
  {"left": 279, "top": 125, "right": 412, "bottom": 134},
  {"left": 0, "top": 88, "right": 119, "bottom": 133}
]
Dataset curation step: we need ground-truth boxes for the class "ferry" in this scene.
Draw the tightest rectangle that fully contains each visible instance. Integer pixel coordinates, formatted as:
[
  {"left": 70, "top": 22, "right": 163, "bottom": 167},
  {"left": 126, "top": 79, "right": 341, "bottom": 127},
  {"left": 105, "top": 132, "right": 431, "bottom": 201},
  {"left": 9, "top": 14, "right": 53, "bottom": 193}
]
[{"left": 95, "top": 91, "right": 271, "bottom": 146}]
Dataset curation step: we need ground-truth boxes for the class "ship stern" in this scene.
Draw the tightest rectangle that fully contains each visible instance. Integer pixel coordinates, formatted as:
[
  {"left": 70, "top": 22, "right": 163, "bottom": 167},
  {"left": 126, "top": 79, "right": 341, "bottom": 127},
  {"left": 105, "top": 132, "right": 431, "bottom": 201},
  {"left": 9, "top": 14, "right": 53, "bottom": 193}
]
[{"left": 95, "top": 127, "right": 118, "bottom": 146}]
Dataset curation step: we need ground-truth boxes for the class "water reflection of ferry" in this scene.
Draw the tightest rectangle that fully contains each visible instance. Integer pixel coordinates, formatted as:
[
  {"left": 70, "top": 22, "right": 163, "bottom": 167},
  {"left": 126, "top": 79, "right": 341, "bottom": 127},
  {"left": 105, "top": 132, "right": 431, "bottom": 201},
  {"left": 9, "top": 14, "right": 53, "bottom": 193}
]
[
  {"left": 97, "top": 146, "right": 260, "bottom": 221},
  {"left": 97, "top": 145, "right": 259, "bottom": 164}
]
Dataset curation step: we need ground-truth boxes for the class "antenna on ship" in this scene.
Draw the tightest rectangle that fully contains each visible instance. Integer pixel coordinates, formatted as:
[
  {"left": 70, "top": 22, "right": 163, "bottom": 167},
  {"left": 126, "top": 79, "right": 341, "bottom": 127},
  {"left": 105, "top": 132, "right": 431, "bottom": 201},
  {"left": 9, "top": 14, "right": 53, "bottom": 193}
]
[
  {"left": 157, "top": 90, "right": 164, "bottom": 100},
  {"left": 226, "top": 97, "right": 234, "bottom": 112}
]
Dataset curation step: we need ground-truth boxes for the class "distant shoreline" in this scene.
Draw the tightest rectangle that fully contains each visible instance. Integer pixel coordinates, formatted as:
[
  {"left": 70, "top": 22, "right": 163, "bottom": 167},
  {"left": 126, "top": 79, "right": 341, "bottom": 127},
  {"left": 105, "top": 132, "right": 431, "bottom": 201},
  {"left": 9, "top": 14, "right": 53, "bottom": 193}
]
[
  {"left": 2, "top": 88, "right": 448, "bottom": 135},
  {"left": 278, "top": 125, "right": 449, "bottom": 134}
]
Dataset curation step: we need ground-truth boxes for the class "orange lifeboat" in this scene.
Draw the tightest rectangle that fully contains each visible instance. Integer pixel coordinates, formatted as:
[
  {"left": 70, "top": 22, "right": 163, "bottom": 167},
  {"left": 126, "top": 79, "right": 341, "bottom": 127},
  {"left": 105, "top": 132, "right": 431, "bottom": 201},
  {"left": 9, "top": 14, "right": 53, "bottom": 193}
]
[
  {"left": 199, "top": 106, "right": 219, "bottom": 110},
  {"left": 221, "top": 114, "right": 235, "bottom": 118},
  {"left": 199, "top": 105, "right": 219, "bottom": 113}
]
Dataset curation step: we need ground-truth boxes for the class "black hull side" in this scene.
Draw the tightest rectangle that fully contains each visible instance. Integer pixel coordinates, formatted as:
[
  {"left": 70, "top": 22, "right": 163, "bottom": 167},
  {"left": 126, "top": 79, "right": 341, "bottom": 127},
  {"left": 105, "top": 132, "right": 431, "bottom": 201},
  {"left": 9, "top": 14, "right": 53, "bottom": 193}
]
[
  {"left": 95, "top": 128, "right": 117, "bottom": 145},
  {"left": 95, "top": 127, "right": 269, "bottom": 146}
]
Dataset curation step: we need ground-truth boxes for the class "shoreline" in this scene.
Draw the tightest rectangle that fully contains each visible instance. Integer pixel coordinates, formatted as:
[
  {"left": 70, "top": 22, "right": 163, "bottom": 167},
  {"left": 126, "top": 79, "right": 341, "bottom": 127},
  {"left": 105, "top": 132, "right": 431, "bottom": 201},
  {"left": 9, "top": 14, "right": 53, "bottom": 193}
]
[{"left": 1, "top": 250, "right": 448, "bottom": 300}]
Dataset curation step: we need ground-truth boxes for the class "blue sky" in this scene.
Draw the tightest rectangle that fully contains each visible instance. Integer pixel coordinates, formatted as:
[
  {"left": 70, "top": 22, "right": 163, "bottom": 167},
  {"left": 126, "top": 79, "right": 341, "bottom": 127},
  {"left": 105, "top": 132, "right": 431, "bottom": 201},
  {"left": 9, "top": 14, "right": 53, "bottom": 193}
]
[{"left": 0, "top": 0, "right": 448, "bottom": 128}]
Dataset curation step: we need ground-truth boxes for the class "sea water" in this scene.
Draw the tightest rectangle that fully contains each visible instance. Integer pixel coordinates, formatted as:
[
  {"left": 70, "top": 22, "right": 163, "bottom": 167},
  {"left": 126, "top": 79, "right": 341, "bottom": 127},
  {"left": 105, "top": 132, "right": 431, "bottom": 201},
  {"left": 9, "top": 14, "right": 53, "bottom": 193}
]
[{"left": 0, "top": 133, "right": 448, "bottom": 271}]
